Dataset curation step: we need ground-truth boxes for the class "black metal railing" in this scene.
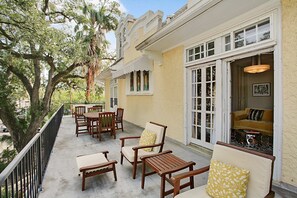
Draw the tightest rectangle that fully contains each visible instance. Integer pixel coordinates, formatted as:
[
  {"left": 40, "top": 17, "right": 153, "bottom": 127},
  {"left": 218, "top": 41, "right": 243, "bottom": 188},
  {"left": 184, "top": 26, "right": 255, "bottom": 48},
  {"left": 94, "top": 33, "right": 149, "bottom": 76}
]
[{"left": 0, "top": 105, "right": 64, "bottom": 198}]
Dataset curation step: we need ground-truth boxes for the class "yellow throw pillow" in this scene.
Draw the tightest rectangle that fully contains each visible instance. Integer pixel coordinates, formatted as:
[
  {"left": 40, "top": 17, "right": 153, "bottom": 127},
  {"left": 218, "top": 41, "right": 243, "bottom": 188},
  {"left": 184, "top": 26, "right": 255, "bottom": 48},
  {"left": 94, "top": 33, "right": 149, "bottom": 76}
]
[
  {"left": 139, "top": 130, "right": 157, "bottom": 152},
  {"left": 206, "top": 160, "right": 250, "bottom": 198}
]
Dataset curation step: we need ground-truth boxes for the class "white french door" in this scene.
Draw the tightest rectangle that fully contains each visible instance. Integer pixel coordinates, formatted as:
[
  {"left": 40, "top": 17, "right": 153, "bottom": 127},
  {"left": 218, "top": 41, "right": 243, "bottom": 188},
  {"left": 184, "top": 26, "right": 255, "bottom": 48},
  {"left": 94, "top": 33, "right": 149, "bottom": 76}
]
[
  {"left": 190, "top": 64, "right": 216, "bottom": 149},
  {"left": 110, "top": 79, "right": 118, "bottom": 109}
]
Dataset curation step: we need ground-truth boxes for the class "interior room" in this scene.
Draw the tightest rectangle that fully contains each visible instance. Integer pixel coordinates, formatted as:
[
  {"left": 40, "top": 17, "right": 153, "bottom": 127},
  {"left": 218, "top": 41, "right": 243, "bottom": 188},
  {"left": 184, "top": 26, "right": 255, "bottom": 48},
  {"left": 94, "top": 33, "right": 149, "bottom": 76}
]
[{"left": 230, "top": 53, "right": 274, "bottom": 155}]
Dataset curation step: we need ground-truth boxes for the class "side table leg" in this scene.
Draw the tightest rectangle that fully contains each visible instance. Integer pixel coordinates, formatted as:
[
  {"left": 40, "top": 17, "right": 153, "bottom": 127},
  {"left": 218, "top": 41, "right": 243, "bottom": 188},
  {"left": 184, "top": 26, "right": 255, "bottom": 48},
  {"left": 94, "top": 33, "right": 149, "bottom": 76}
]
[{"left": 160, "top": 175, "right": 165, "bottom": 198}]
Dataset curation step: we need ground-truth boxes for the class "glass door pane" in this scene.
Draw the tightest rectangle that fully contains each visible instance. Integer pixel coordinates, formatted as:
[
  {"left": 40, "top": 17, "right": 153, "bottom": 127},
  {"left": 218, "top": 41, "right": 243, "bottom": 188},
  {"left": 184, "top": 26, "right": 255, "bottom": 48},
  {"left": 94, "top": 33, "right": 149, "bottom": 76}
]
[{"left": 190, "top": 65, "right": 216, "bottom": 149}]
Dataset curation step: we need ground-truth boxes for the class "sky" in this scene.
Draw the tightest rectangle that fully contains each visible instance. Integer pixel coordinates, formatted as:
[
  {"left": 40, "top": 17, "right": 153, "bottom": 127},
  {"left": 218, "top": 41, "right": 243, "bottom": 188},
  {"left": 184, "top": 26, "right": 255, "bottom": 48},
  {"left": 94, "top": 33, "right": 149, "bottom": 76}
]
[{"left": 106, "top": 0, "right": 188, "bottom": 51}]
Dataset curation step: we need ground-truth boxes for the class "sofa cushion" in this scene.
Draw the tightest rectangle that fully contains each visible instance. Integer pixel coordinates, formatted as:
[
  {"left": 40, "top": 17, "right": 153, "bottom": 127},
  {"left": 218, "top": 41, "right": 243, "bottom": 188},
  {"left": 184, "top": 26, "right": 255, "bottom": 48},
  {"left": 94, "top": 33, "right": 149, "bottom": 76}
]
[
  {"left": 206, "top": 160, "right": 249, "bottom": 198},
  {"left": 247, "top": 109, "right": 264, "bottom": 121}
]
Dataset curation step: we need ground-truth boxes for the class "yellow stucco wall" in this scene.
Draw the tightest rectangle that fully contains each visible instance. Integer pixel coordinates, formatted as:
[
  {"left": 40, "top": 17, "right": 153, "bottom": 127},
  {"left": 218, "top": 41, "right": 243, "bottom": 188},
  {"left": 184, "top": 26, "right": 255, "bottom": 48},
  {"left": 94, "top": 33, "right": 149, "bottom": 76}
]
[
  {"left": 120, "top": 46, "right": 185, "bottom": 142},
  {"left": 282, "top": 0, "right": 297, "bottom": 187}
]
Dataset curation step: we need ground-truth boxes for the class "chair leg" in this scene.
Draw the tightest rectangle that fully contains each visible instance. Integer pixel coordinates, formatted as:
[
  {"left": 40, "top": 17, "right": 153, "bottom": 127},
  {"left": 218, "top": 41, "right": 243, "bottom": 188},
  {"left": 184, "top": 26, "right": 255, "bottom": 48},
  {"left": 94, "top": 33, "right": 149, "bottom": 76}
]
[
  {"left": 120, "top": 153, "right": 123, "bottom": 165},
  {"left": 113, "top": 164, "right": 117, "bottom": 181},
  {"left": 82, "top": 173, "right": 85, "bottom": 191},
  {"left": 133, "top": 162, "right": 137, "bottom": 179}
]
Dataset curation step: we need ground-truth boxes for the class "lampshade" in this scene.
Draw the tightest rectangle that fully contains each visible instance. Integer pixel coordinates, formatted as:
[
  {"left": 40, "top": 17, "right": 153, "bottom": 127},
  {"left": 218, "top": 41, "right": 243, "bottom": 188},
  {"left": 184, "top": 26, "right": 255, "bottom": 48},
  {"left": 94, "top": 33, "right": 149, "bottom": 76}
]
[
  {"left": 244, "top": 64, "right": 270, "bottom": 73},
  {"left": 244, "top": 54, "right": 270, "bottom": 74}
]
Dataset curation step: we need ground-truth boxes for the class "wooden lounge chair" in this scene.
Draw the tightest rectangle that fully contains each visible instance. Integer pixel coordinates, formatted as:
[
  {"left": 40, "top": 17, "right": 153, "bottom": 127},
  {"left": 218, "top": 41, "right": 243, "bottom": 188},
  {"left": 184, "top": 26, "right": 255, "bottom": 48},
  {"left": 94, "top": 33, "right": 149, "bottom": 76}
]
[
  {"left": 120, "top": 121, "right": 167, "bottom": 179},
  {"left": 115, "top": 108, "right": 124, "bottom": 131},
  {"left": 172, "top": 141, "right": 276, "bottom": 198},
  {"left": 97, "top": 112, "right": 116, "bottom": 141},
  {"left": 76, "top": 151, "right": 117, "bottom": 191}
]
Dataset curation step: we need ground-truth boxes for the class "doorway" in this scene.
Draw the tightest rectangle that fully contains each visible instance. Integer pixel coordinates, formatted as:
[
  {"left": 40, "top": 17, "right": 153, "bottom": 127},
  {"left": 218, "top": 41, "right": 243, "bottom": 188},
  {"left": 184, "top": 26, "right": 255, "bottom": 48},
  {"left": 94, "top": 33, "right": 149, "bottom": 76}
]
[{"left": 230, "top": 53, "right": 274, "bottom": 155}]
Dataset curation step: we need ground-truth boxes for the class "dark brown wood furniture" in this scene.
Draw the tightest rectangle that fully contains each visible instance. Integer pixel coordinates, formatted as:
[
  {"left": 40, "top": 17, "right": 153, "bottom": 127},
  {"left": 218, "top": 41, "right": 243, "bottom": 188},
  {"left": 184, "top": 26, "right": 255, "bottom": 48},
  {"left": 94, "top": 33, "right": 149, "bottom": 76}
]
[
  {"left": 115, "top": 108, "right": 124, "bottom": 131},
  {"left": 97, "top": 112, "right": 116, "bottom": 141},
  {"left": 172, "top": 141, "right": 276, "bottom": 198},
  {"left": 141, "top": 150, "right": 196, "bottom": 198},
  {"left": 83, "top": 112, "right": 99, "bottom": 137},
  {"left": 75, "top": 106, "right": 88, "bottom": 137},
  {"left": 76, "top": 151, "right": 117, "bottom": 191},
  {"left": 120, "top": 122, "right": 167, "bottom": 179},
  {"left": 93, "top": 105, "right": 103, "bottom": 112}
]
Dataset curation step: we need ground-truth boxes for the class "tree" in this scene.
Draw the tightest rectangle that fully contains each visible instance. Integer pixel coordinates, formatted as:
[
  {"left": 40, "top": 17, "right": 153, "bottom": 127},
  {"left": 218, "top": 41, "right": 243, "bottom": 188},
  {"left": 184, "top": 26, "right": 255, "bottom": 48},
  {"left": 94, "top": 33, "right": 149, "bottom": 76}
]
[
  {"left": 76, "top": 0, "right": 121, "bottom": 102},
  {"left": 0, "top": 0, "right": 93, "bottom": 151}
]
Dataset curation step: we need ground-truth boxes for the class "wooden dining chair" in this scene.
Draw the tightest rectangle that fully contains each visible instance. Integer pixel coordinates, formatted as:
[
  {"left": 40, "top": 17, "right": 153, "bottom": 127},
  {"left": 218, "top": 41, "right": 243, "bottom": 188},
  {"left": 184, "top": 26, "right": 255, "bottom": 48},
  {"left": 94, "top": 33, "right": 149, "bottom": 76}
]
[
  {"left": 97, "top": 112, "right": 115, "bottom": 141},
  {"left": 92, "top": 105, "right": 103, "bottom": 112},
  {"left": 75, "top": 106, "right": 88, "bottom": 137},
  {"left": 115, "top": 108, "right": 124, "bottom": 131}
]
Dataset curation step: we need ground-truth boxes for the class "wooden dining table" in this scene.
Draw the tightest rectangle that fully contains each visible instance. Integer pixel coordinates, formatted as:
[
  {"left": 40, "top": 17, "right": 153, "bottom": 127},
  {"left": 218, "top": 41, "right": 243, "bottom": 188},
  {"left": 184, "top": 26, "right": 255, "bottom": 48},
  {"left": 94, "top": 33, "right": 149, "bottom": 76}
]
[{"left": 83, "top": 112, "right": 100, "bottom": 137}]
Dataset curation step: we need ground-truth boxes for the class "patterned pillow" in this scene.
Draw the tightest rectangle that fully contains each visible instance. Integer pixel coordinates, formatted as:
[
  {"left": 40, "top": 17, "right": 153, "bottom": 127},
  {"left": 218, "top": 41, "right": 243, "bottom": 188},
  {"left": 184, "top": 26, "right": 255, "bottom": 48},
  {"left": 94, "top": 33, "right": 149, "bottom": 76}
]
[
  {"left": 206, "top": 160, "right": 250, "bottom": 198},
  {"left": 139, "top": 130, "right": 157, "bottom": 152},
  {"left": 247, "top": 109, "right": 264, "bottom": 121}
]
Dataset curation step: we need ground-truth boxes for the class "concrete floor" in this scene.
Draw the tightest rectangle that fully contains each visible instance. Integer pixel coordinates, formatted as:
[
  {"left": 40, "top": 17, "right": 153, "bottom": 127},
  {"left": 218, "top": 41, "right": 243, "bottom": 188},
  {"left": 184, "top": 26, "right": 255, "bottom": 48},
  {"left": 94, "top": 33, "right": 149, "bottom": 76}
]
[{"left": 39, "top": 116, "right": 297, "bottom": 198}]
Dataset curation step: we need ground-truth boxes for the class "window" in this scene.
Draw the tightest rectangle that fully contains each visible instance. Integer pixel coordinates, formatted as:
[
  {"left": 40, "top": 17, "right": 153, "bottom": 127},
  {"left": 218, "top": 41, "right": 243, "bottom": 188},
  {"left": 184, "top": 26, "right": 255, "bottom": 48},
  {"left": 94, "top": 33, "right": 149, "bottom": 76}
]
[
  {"left": 143, "top": 71, "right": 149, "bottom": 91},
  {"left": 136, "top": 71, "right": 141, "bottom": 92},
  {"left": 127, "top": 70, "right": 151, "bottom": 94},
  {"left": 130, "top": 72, "right": 134, "bottom": 91},
  {"left": 186, "top": 40, "right": 215, "bottom": 62},
  {"left": 224, "top": 35, "right": 231, "bottom": 51},
  {"left": 206, "top": 41, "right": 215, "bottom": 56},
  {"left": 234, "top": 18, "right": 270, "bottom": 49}
]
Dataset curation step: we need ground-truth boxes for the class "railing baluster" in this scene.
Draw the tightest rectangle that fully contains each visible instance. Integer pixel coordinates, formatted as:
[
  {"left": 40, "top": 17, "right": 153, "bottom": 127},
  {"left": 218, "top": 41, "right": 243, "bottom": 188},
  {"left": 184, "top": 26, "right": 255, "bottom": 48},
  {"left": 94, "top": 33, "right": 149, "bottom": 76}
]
[{"left": 0, "top": 105, "right": 64, "bottom": 198}]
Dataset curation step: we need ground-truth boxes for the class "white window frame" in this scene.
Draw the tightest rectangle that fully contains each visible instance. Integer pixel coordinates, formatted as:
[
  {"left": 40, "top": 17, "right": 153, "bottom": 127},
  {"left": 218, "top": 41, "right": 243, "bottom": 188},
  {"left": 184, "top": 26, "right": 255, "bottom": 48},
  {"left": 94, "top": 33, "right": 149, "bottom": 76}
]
[
  {"left": 234, "top": 18, "right": 270, "bottom": 49},
  {"left": 186, "top": 40, "right": 215, "bottom": 62}
]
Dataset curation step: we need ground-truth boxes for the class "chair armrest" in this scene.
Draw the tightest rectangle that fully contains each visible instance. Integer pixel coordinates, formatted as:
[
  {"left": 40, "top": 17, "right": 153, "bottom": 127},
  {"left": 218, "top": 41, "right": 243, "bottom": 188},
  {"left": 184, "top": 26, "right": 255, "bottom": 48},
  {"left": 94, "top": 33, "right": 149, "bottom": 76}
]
[
  {"left": 172, "top": 165, "right": 210, "bottom": 196},
  {"left": 140, "top": 150, "right": 173, "bottom": 161},
  {"left": 120, "top": 136, "right": 141, "bottom": 147},
  {"left": 79, "top": 160, "right": 118, "bottom": 172},
  {"left": 132, "top": 142, "right": 163, "bottom": 151}
]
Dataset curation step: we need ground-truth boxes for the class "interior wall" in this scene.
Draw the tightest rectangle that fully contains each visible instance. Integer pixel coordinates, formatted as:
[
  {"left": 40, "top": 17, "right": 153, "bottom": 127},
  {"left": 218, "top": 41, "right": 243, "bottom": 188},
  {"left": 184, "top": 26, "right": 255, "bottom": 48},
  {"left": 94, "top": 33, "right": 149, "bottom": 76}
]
[{"left": 231, "top": 54, "right": 274, "bottom": 111}]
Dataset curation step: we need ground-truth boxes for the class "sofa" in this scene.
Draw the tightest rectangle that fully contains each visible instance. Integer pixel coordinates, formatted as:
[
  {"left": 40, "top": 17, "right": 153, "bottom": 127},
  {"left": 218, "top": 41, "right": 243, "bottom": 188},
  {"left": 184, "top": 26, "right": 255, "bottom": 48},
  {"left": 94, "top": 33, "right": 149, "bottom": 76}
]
[{"left": 232, "top": 108, "right": 273, "bottom": 136}]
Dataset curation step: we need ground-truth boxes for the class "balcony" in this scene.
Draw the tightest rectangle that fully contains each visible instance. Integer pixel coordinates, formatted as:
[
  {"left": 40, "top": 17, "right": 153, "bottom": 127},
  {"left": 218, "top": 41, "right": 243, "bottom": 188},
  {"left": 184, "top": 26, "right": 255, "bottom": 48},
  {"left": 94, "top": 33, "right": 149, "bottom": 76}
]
[{"left": 1, "top": 106, "right": 296, "bottom": 197}]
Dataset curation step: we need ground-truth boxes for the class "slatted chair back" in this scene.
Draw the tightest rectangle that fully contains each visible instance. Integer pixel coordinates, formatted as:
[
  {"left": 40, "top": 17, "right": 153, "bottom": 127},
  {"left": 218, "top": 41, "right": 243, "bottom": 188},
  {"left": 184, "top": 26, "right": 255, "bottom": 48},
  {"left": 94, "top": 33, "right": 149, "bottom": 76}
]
[
  {"left": 97, "top": 112, "right": 115, "bottom": 141},
  {"left": 88, "top": 106, "right": 102, "bottom": 113},
  {"left": 93, "top": 105, "right": 103, "bottom": 112},
  {"left": 115, "top": 108, "right": 124, "bottom": 131},
  {"left": 75, "top": 106, "right": 86, "bottom": 123}
]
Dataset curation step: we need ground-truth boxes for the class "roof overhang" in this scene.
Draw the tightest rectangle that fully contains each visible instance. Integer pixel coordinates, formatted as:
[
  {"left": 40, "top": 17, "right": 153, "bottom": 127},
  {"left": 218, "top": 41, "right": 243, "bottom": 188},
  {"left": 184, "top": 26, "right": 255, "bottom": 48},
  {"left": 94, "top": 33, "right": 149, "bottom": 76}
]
[
  {"left": 96, "top": 68, "right": 112, "bottom": 83},
  {"left": 111, "top": 55, "right": 153, "bottom": 79},
  {"left": 136, "top": 0, "right": 271, "bottom": 52}
]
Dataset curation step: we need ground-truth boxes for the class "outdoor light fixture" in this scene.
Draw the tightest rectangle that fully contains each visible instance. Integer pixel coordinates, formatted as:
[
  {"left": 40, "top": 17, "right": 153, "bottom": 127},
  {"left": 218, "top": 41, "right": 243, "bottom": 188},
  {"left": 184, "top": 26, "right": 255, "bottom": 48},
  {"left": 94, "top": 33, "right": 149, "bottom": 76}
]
[{"left": 244, "top": 55, "right": 270, "bottom": 74}]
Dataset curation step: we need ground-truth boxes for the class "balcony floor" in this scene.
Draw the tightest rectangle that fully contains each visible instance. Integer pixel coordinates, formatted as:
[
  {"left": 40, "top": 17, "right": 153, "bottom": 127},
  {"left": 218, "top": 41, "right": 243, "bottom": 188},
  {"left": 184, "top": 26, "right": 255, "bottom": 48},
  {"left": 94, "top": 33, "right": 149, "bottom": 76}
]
[{"left": 39, "top": 116, "right": 296, "bottom": 198}]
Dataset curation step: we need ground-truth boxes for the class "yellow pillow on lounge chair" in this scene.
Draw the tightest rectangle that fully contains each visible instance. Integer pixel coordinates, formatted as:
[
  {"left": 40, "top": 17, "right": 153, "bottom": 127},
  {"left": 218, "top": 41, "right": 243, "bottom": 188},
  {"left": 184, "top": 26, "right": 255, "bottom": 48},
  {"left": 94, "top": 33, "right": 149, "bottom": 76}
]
[
  {"left": 139, "top": 130, "right": 157, "bottom": 152},
  {"left": 206, "top": 160, "right": 250, "bottom": 198}
]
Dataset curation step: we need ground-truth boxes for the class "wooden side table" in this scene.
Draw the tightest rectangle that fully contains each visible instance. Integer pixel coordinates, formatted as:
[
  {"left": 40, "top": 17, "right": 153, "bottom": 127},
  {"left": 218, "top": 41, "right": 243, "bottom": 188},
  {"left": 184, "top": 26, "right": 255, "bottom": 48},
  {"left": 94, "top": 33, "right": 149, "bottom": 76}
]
[{"left": 141, "top": 150, "right": 196, "bottom": 198}]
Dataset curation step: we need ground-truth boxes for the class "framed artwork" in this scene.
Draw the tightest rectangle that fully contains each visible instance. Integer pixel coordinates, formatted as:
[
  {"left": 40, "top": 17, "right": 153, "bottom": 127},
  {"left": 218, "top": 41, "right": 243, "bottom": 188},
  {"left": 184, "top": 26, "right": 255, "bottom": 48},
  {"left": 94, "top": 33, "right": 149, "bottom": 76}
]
[{"left": 252, "top": 83, "right": 270, "bottom": 96}]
